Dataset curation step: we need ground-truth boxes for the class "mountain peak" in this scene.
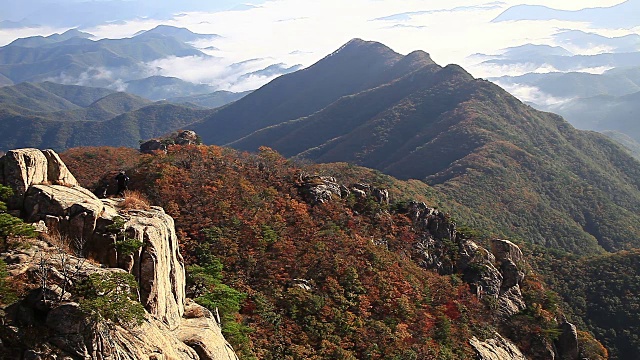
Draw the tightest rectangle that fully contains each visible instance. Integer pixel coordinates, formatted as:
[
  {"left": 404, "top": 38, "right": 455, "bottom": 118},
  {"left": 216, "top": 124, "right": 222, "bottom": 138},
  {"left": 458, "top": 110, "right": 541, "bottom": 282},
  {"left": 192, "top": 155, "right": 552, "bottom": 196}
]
[
  {"left": 320, "top": 38, "right": 401, "bottom": 67},
  {"left": 334, "top": 38, "right": 394, "bottom": 54},
  {"left": 401, "top": 50, "right": 436, "bottom": 66},
  {"left": 136, "top": 24, "right": 220, "bottom": 42},
  {"left": 59, "top": 28, "right": 93, "bottom": 38}
]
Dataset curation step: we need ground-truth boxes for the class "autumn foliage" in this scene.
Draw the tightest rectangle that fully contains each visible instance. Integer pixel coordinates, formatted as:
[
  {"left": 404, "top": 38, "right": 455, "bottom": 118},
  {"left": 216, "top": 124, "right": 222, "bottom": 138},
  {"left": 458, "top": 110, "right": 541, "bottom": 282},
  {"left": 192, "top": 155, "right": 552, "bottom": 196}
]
[{"left": 61, "top": 145, "right": 606, "bottom": 359}]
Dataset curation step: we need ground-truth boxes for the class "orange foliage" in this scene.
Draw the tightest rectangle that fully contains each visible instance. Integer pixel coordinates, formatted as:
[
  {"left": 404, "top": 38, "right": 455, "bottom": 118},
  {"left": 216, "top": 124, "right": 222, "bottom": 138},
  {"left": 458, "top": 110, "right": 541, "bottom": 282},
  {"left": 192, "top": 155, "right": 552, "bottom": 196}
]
[{"left": 61, "top": 144, "right": 564, "bottom": 359}]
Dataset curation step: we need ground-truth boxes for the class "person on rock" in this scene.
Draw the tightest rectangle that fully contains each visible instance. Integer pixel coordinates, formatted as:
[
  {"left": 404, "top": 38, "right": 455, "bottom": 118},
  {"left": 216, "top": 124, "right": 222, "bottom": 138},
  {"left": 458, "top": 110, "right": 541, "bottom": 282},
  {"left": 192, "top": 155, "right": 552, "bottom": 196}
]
[{"left": 115, "top": 170, "right": 129, "bottom": 196}]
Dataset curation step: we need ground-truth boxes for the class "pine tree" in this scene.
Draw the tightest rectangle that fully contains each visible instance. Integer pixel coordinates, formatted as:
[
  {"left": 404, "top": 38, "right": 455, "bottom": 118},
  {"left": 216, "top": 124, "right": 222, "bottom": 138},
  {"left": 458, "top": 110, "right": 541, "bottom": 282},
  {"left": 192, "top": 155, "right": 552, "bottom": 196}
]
[{"left": 0, "top": 185, "right": 36, "bottom": 250}]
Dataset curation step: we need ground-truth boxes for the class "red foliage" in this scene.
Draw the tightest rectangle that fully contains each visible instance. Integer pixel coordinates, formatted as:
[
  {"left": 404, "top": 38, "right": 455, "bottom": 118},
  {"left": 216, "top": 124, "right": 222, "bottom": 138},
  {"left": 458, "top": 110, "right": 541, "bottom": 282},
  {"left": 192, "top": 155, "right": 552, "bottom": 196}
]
[{"left": 63, "top": 145, "right": 525, "bottom": 359}]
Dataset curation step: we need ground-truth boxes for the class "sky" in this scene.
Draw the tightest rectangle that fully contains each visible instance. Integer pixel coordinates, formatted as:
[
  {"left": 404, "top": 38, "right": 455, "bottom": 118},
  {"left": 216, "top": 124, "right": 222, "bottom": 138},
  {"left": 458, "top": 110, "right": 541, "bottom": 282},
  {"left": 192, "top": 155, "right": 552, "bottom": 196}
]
[{"left": 0, "top": 0, "right": 638, "bottom": 92}]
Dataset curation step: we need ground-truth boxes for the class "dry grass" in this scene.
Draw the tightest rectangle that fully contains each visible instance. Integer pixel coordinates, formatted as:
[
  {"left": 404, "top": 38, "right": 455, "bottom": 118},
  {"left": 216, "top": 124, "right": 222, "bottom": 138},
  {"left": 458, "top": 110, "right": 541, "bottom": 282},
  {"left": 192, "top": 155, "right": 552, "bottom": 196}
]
[
  {"left": 41, "top": 229, "right": 72, "bottom": 253},
  {"left": 119, "top": 190, "right": 151, "bottom": 211}
]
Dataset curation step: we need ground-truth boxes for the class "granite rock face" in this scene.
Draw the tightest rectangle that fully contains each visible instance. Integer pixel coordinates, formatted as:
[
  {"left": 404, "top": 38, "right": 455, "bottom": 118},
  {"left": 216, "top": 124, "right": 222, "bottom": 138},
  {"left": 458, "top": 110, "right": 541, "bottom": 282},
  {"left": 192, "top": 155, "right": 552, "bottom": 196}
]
[
  {"left": 126, "top": 206, "right": 186, "bottom": 330},
  {"left": 20, "top": 184, "right": 187, "bottom": 329},
  {"left": 0, "top": 148, "right": 78, "bottom": 209},
  {"left": 0, "top": 149, "right": 236, "bottom": 359},
  {"left": 409, "top": 206, "right": 527, "bottom": 318},
  {"left": 140, "top": 130, "right": 201, "bottom": 154},
  {"left": 298, "top": 174, "right": 390, "bottom": 206},
  {"left": 470, "top": 334, "right": 528, "bottom": 360},
  {"left": 174, "top": 300, "right": 240, "bottom": 360},
  {"left": 0, "top": 241, "right": 200, "bottom": 359}
]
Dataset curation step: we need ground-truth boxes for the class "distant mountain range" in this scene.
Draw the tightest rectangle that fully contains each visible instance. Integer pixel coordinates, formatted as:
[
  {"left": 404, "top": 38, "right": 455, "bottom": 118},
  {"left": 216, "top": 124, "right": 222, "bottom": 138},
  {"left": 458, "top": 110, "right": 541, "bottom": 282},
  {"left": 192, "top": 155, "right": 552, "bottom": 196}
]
[
  {"left": 545, "top": 91, "right": 640, "bottom": 144},
  {"left": 0, "top": 27, "right": 205, "bottom": 86},
  {"left": 492, "top": 1, "right": 639, "bottom": 28},
  {"left": 0, "top": 25, "right": 299, "bottom": 98},
  {"left": 0, "top": 101, "right": 214, "bottom": 151},
  {"left": 124, "top": 76, "right": 219, "bottom": 101},
  {"left": 0, "top": 81, "right": 115, "bottom": 112},
  {"left": 493, "top": 66, "right": 640, "bottom": 99},
  {"left": 132, "top": 25, "right": 220, "bottom": 43},
  {"left": 554, "top": 30, "right": 640, "bottom": 53},
  {"left": 482, "top": 51, "right": 640, "bottom": 72},
  {"left": 7, "top": 29, "right": 93, "bottom": 48},
  {"left": 168, "top": 90, "right": 251, "bottom": 109},
  {"left": 479, "top": 29, "right": 640, "bottom": 150},
  {"left": 491, "top": 67, "right": 640, "bottom": 148},
  {"left": 0, "top": 81, "right": 246, "bottom": 150}
]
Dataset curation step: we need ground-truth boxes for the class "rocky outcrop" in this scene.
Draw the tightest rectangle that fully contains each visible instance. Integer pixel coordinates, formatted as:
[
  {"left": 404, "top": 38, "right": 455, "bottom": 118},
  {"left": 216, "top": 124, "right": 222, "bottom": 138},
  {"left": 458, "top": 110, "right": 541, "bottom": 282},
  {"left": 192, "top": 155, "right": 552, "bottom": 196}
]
[
  {"left": 0, "top": 149, "right": 236, "bottom": 359},
  {"left": 1, "top": 240, "right": 198, "bottom": 359},
  {"left": 491, "top": 240, "right": 527, "bottom": 317},
  {"left": 408, "top": 202, "right": 527, "bottom": 317},
  {"left": 491, "top": 239, "right": 524, "bottom": 266},
  {"left": 298, "top": 174, "right": 391, "bottom": 206},
  {"left": 0, "top": 148, "right": 78, "bottom": 209},
  {"left": 19, "top": 183, "right": 187, "bottom": 329},
  {"left": 140, "top": 130, "right": 201, "bottom": 154},
  {"left": 298, "top": 175, "right": 345, "bottom": 204},
  {"left": 174, "top": 300, "right": 239, "bottom": 360},
  {"left": 126, "top": 206, "right": 186, "bottom": 330},
  {"left": 23, "top": 184, "right": 104, "bottom": 242},
  {"left": 458, "top": 240, "right": 502, "bottom": 299},
  {"left": 140, "top": 139, "right": 167, "bottom": 154},
  {"left": 1, "top": 241, "right": 236, "bottom": 359},
  {"left": 555, "top": 319, "right": 579, "bottom": 360},
  {"left": 470, "top": 334, "right": 528, "bottom": 360}
]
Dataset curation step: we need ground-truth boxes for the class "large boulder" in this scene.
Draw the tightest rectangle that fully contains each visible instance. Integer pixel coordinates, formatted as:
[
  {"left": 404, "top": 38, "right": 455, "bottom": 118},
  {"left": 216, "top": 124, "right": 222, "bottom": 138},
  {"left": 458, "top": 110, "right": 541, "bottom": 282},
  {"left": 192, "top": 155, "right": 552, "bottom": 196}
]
[
  {"left": 41, "top": 149, "right": 78, "bottom": 186},
  {"left": 174, "top": 130, "right": 199, "bottom": 145},
  {"left": 23, "top": 185, "right": 104, "bottom": 242},
  {"left": 0, "top": 148, "right": 78, "bottom": 209},
  {"left": 491, "top": 239, "right": 524, "bottom": 265},
  {"left": 174, "top": 300, "right": 239, "bottom": 360},
  {"left": 140, "top": 139, "right": 167, "bottom": 154},
  {"left": 99, "top": 317, "right": 202, "bottom": 360}
]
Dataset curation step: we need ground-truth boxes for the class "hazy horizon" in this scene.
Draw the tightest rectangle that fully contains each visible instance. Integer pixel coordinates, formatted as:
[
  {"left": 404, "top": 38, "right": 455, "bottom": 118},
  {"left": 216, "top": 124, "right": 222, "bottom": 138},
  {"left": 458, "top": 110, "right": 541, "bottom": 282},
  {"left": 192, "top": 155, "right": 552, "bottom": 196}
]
[{"left": 1, "top": 0, "right": 638, "bottom": 96}]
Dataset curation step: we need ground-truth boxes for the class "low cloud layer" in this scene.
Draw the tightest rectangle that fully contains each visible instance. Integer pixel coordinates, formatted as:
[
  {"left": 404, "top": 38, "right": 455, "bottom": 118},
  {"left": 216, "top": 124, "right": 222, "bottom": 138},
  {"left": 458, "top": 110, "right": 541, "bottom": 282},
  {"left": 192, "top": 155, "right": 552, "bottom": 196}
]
[
  {"left": 1, "top": 0, "right": 637, "bottom": 93},
  {"left": 495, "top": 82, "right": 574, "bottom": 106},
  {"left": 144, "top": 55, "right": 287, "bottom": 92}
]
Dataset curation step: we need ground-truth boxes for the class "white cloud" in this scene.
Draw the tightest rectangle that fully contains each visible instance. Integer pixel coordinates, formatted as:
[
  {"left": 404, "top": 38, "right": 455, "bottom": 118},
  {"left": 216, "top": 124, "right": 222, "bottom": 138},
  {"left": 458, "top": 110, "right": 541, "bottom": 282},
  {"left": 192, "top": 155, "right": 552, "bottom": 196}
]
[
  {"left": 1, "top": 0, "right": 635, "bottom": 91},
  {"left": 143, "top": 55, "right": 282, "bottom": 91},
  {"left": 495, "top": 82, "right": 573, "bottom": 106}
]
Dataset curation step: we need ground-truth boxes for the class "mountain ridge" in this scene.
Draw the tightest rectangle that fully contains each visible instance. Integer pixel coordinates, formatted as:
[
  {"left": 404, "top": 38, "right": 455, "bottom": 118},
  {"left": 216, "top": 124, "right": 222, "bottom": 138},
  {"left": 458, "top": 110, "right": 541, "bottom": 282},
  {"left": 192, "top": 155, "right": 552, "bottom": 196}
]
[
  {"left": 193, "top": 38, "right": 439, "bottom": 144},
  {"left": 193, "top": 39, "right": 640, "bottom": 256}
]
